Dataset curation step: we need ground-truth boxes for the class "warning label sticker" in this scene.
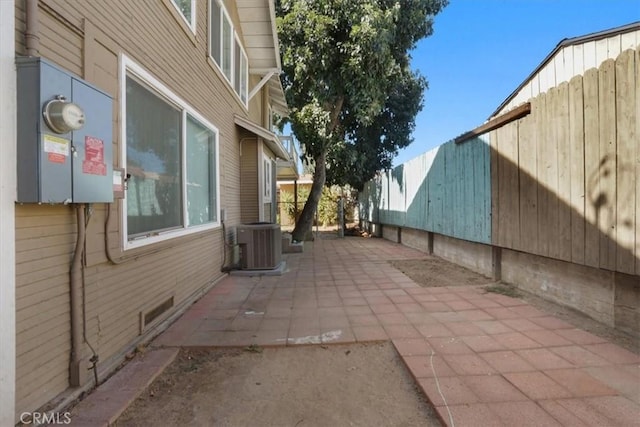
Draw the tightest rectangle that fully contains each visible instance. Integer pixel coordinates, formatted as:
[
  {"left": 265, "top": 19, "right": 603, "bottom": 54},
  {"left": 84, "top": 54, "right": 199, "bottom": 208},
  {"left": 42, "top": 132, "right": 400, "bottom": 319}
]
[
  {"left": 43, "top": 134, "right": 69, "bottom": 164},
  {"left": 82, "top": 136, "right": 107, "bottom": 176},
  {"left": 113, "top": 169, "right": 124, "bottom": 192}
]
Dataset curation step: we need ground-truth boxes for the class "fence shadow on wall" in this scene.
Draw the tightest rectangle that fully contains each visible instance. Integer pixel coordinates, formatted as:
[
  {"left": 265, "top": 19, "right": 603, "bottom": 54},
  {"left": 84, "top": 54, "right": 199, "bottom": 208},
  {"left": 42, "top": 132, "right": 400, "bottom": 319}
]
[{"left": 360, "top": 48, "right": 639, "bottom": 334}]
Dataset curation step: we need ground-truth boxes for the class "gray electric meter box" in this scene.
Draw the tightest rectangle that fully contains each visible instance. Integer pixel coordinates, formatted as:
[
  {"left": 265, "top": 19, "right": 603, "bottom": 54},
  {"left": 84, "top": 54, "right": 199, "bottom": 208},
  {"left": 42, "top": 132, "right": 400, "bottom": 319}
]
[{"left": 16, "top": 57, "right": 114, "bottom": 203}]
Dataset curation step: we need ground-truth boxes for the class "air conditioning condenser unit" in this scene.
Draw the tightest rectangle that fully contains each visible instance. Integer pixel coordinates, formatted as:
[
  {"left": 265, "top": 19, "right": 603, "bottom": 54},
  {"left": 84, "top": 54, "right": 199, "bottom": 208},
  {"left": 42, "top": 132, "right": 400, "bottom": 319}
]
[{"left": 236, "top": 223, "right": 282, "bottom": 270}]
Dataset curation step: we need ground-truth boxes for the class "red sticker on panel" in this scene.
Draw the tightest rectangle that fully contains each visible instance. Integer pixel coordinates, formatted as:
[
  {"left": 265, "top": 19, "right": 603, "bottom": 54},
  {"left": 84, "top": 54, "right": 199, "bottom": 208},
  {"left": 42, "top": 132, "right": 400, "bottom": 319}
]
[
  {"left": 82, "top": 136, "right": 107, "bottom": 175},
  {"left": 48, "top": 153, "right": 66, "bottom": 163}
]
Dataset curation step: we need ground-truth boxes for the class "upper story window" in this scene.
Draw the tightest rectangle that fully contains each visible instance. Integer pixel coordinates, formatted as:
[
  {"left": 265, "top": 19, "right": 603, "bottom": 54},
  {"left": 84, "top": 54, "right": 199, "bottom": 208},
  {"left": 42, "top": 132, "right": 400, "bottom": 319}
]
[
  {"left": 171, "top": 0, "right": 196, "bottom": 31},
  {"left": 234, "top": 36, "right": 248, "bottom": 105},
  {"left": 121, "top": 56, "right": 220, "bottom": 249},
  {"left": 209, "top": 0, "right": 248, "bottom": 106}
]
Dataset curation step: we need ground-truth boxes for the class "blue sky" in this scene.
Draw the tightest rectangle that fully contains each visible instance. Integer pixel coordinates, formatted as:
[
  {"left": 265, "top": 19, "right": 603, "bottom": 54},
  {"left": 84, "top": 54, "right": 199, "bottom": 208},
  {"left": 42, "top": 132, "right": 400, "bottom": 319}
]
[{"left": 395, "top": 0, "right": 639, "bottom": 166}]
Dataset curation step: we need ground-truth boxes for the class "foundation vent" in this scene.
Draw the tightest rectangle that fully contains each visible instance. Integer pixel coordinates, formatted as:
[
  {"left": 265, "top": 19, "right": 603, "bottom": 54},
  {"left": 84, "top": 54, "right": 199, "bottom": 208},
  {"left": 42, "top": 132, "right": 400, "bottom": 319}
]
[{"left": 140, "top": 296, "right": 174, "bottom": 333}]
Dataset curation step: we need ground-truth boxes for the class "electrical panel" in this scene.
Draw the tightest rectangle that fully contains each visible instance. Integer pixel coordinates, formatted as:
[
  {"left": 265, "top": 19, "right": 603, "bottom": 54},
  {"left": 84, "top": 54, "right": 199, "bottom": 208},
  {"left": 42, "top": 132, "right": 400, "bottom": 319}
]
[{"left": 16, "top": 57, "right": 114, "bottom": 203}]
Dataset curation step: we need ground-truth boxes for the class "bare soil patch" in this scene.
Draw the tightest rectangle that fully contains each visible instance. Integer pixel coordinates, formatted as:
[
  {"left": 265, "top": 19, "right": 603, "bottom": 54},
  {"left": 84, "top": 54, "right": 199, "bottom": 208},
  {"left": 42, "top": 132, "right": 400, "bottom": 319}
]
[
  {"left": 390, "top": 257, "right": 494, "bottom": 288},
  {"left": 391, "top": 255, "right": 638, "bottom": 354},
  {"left": 115, "top": 343, "right": 440, "bottom": 427}
]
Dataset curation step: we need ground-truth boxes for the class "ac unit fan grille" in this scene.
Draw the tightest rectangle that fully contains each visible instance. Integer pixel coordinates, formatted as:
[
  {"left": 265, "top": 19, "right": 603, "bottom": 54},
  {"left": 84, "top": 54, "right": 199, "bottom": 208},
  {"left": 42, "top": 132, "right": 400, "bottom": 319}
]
[{"left": 237, "top": 223, "right": 282, "bottom": 269}]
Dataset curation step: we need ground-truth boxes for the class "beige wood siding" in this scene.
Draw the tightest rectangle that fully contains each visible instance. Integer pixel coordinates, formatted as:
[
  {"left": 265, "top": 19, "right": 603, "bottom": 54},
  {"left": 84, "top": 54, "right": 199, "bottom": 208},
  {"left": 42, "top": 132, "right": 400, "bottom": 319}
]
[
  {"left": 240, "top": 137, "right": 259, "bottom": 223},
  {"left": 14, "top": 0, "right": 263, "bottom": 417},
  {"left": 15, "top": 205, "right": 74, "bottom": 416},
  {"left": 14, "top": 0, "right": 26, "bottom": 54}
]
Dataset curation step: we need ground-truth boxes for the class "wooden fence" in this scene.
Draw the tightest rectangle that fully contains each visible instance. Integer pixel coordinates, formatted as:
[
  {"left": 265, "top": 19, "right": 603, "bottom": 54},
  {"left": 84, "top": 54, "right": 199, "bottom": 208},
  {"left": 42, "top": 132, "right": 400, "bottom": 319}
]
[
  {"left": 360, "top": 47, "right": 639, "bottom": 276},
  {"left": 360, "top": 136, "right": 492, "bottom": 245},
  {"left": 492, "top": 47, "right": 638, "bottom": 275}
]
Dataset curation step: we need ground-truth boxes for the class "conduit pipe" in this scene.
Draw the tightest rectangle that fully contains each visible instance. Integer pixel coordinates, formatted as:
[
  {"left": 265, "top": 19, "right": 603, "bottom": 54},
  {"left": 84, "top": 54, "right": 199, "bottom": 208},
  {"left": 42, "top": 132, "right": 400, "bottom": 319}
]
[
  {"left": 27, "top": 0, "right": 86, "bottom": 387},
  {"left": 69, "top": 204, "right": 86, "bottom": 386},
  {"left": 25, "top": 0, "right": 40, "bottom": 56}
]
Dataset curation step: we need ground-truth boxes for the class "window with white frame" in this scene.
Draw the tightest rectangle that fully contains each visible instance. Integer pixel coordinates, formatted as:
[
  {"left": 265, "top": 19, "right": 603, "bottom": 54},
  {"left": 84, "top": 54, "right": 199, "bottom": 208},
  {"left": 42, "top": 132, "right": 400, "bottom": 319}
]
[
  {"left": 209, "top": 0, "right": 248, "bottom": 105},
  {"left": 221, "top": 12, "right": 232, "bottom": 81},
  {"left": 263, "top": 155, "right": 272, "bottom": 202},
  {"left": 239, "top": 49, "right": 248, "bottom": 104},
  {"left": 170, "top": 0, "right": 196, "bottom": 31},
  {"left": 122, "top": 57, "right": 219, "bottom": 247},
  {"left": 233, "top": 36, "right": 248, "bottom": 104},
  {"left": 210, "top": 1, "right": 221, "bottom": 63}
]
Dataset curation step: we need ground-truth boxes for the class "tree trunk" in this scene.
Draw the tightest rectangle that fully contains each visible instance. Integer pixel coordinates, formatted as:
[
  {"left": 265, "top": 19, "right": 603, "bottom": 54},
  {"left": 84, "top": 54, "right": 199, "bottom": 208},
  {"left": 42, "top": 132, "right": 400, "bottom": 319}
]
[{"left": 292, "top": 151, "right": 326, "bottom": 241}]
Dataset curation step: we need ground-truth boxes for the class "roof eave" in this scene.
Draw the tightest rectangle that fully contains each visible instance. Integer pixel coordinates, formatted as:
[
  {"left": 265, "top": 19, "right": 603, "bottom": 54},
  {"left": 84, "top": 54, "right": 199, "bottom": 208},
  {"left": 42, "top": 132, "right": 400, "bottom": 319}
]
[
  {"left": 490, "top": 21, "right": 640, "bottom": 118},
  {"left": 234, "top": 114, "right": 289, "bottom": 160}
]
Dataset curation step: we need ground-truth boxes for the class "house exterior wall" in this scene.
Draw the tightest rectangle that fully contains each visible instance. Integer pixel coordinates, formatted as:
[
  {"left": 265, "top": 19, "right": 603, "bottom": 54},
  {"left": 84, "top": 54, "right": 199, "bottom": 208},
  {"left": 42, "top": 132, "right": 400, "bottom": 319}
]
[
  {"left": 1, "top": 1, "right": 16, "bottom": 424},
  {"left": 13, "top": 0, "right": 273, "bottom": 419},
  {"left": 240, "top": 136, "right": 259, "bottom": 223},
  {"left": 239, "top": 137, "right": 279, "bottom": 224},
  {"left": 262, "top": 144, "right": 276, "bottom": 222}
]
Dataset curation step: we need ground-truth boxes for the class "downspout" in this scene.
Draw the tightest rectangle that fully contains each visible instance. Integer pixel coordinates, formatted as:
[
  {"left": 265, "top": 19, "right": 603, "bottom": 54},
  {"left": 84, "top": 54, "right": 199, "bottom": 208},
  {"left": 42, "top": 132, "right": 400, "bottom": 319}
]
[
  {"left": 25, "top": 0, "right": 40, "bottom": 56},
  {"left": 69, "top": 204, "right": 86, "bottom": 386}
]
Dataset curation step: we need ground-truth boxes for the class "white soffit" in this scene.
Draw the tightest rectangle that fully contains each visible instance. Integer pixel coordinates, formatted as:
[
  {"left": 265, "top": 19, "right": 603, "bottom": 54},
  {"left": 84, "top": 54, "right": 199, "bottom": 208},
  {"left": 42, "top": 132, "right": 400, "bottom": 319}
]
[
  {"left": 268, "top": 74, "right": 288, "bottom": 117},
  {"left": 237, "top": 0, "right": 288, "bottom": 115},
  {"left": 236, "top": 0, "right": 281, "bottom": 71}
]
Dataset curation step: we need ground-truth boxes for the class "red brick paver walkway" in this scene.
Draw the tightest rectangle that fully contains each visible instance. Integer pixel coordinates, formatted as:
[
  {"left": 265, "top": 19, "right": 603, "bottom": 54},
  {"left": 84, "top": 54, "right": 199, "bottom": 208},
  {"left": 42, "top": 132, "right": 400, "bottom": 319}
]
[{"left": 78, "top": 235, "right": 640, "bottom": 426}]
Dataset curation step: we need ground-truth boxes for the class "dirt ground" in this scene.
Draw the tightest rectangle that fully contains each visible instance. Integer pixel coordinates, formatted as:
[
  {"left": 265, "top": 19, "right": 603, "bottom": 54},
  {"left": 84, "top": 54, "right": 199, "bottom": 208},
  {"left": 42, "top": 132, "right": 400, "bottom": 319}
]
[
  {"left": 116, "top": 343, "right": 440, "bottom": 427},
  {"left": 391, "top": 257, "right": 639, "bottom": 354},
  {"left": 115, "top": 235, "right": 637, "bottom": 427}
]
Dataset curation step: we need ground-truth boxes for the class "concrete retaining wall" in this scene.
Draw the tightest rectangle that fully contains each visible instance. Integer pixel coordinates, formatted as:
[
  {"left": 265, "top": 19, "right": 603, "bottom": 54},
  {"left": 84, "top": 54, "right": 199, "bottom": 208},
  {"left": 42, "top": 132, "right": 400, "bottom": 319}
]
[{"left": 374, "top": 224, "right": 639, "bottom": 338}]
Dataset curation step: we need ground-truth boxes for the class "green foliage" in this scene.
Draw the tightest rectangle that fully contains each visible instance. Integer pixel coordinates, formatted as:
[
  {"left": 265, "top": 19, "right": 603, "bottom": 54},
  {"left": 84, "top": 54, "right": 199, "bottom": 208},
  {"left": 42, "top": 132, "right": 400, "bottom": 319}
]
[
  {"left": 276, "top": 0, "right": 447, "bottom": 238},
  {"left": 279, "top": 187, "right": 310, "bottom": 221},
  {"left": 276, "top": 0, "right": 447, "bottom": 188},
  {"left": 484, "top": 284, "right": 521, "bottom": 298},
  {"left": 317, "top": 186, "right": 340, "bottom": 226},
  {"left": 281, "top": 185, "right": 355, "bottom": 226}
]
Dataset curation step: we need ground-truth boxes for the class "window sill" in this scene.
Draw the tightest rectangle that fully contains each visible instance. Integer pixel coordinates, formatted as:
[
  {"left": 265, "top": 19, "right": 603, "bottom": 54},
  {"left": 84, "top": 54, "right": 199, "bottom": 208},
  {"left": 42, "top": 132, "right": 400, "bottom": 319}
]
[{"left": 124, "top": 221, "right": 220, "bottom": 251}]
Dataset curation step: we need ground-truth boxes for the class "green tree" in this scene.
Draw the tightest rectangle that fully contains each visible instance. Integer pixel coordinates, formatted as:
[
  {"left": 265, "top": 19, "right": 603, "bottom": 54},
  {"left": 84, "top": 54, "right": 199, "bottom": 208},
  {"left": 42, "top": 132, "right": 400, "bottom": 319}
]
[{"left": 277, "top": 0, "right": 447, "bottom": 241}]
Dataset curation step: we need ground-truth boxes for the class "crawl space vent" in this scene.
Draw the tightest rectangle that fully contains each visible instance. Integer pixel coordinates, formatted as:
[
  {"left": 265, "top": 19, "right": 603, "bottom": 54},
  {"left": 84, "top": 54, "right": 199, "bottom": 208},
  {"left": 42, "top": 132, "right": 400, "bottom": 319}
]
[{"left": 140, "top": 296, "right": 174, "bottom": 333}]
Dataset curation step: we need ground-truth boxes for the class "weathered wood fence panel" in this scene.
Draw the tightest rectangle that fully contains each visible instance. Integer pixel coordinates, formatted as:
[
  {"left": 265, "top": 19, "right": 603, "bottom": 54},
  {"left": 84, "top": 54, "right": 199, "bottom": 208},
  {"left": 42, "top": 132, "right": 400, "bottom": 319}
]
[
  {"left": 493, "top": 48, "right": 638, "bottom": 275},
  {"left": 360, "top": 47, "right": 638, "bottom": 275},
  {"left": 636, "top": 47, "right": 640, "bottom": 275},
  {"left": 615, "top": 49, "right": 636, "bottom": 275},
  {"left": 583, "top": 67, "right": 601, "bottom": 267},
  {"left": 495, "top": 121, "right": 520, "bottom": 250},
  {"left": 360, "top": 139, "right": 491, "bottom": 244},
  {"left": 569, "top": 75, "right": 585, "bottom": 265},
  {"left": 598, "top": 59, "right": 617, "bottom": 271},
  {"left": 556, "top": 82, "right": 572, "bottom": 262},
  {"left": 518, "top": 102, "right": 539, "bottom": 254},
  {"left": 404, "top": 153, "right": 428, "bottom": 230}
]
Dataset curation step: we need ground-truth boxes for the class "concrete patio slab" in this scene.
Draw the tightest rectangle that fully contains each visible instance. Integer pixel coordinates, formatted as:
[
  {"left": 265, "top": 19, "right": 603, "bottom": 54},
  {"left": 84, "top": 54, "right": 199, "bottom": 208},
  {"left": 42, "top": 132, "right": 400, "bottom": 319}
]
[{"left": 68, "top": 235, "right": 640, "bottom": 426}]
